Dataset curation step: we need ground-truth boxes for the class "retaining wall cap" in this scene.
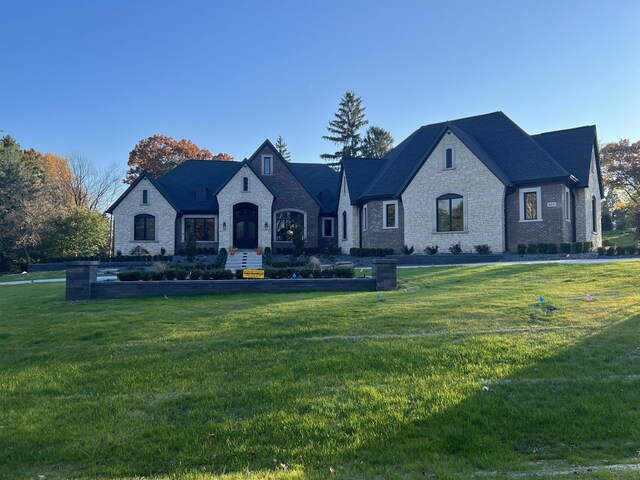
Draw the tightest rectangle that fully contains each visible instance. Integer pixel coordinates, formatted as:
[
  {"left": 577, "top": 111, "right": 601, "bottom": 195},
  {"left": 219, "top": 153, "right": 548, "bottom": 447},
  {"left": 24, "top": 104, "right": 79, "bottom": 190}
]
[
  {"left": 65, "top": 261, "right": 100, "bottom": 266},
  {"left": 371, "top": 259, "right": 398, "bottom": 264}
]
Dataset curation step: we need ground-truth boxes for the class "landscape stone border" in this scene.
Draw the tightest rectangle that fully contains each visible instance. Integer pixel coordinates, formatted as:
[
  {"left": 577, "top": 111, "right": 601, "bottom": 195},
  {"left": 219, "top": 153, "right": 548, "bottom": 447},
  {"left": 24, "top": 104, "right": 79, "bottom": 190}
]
[{"left": 66, "top": 259, "right": 397, "bottom": 301}]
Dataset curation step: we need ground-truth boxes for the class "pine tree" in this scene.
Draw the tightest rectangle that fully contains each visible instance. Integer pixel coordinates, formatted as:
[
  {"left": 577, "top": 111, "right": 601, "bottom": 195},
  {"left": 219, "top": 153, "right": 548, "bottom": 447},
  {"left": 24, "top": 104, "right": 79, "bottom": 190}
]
[
  {"left": 275, "top": 135, "right": 291, "bottom": 162},
  {"left": 321, "top": 90, "right": 368, "bottom": 165},
  {"left": 361, "top": 126, "right": 394, "bottom": 158}
]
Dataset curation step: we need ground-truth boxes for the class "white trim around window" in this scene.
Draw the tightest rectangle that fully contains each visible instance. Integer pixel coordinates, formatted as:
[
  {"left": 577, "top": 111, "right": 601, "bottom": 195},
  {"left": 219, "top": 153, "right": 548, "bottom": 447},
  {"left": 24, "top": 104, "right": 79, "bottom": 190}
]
[
  {"left": 262, "top": 155, "right": 273, "bottom": 175},
  {"left": 362, "top": 204, "right": 368, "bottom": 231},
  {"left": 321, "top": 217, "right": 334, "bottom": 238},
  {"left": 444, "top": 147, "right": 455, "bottom": 169},
  {"left": 383, "top": 200, "right": 398, "bottom": 229},
  {"left": 564, "top": 187, "right": 571, "bottom": 222},
  {"left": 182, "top": 215, "right": 218, "bottom": 242},
  {"left": 519, "top": 187, "right": 542, "bottom": 222}
]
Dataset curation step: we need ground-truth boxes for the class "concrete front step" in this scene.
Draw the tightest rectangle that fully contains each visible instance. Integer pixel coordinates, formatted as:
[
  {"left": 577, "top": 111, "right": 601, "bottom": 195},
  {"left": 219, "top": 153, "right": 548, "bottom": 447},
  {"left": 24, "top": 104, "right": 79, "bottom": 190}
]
[{"left": 225, "top": 251, "right": 263, "bottom": 271}]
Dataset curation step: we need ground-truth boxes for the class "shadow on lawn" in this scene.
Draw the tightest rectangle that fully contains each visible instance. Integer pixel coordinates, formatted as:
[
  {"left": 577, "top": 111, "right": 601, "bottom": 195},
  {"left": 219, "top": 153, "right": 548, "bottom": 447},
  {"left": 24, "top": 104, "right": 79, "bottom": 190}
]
[{"left": 326, "top": 313, "right": 640, "bottom": 478}]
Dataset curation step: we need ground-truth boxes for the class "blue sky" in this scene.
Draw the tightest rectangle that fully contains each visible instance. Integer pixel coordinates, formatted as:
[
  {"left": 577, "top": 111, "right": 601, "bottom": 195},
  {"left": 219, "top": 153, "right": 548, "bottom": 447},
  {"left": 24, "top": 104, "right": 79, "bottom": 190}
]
[{"left": 1, "top": 0, "right": 638, "bottom": 174}]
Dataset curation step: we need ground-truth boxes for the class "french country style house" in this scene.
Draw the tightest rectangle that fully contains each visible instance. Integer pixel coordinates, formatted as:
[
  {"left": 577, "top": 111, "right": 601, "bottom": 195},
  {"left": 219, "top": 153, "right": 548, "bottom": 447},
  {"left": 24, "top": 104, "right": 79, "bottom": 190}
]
[{"left": 107, "top": 111, "right": 603, "bottom": 255}]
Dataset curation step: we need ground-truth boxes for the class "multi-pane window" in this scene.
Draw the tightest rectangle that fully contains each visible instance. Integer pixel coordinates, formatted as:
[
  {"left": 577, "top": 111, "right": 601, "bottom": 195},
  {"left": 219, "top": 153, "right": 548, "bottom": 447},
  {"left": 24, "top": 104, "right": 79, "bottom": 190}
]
[
  {"left": 436, "top": 194, "right": 464, "bottom": 232},
  {"left": 275, "top": 211, "right": 304, "bottom": 241},
  {"left": 184, "top": 218, "right": 215, "bottom": 241},
  {"left": 134, "top": 214, "right": 155, "bottom": 241}
]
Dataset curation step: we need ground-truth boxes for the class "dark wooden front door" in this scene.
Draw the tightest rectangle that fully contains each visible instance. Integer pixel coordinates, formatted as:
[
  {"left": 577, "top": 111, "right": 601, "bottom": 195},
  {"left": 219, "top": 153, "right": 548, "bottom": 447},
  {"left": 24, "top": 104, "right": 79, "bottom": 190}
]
[{"left": 233, "top": 203, "right": 258, "bottom": 249}]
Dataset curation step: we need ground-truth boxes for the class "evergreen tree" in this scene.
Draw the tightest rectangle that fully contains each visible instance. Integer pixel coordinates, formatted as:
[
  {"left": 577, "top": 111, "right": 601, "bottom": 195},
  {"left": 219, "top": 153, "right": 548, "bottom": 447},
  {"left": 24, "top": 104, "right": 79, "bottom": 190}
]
[
  {"left": 275, "top": 135, "right": 291, "bottom": 162},
  {"left": 321, "top": 90, "right": 368, "bottom": 165},
  {"left": 361, "top": 126, "right": 394, "bottom": 158}
]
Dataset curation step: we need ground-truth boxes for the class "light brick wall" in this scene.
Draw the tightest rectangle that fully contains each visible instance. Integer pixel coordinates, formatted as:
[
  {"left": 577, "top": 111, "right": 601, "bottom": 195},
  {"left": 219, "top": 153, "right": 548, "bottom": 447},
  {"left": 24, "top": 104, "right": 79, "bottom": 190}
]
[
  {"left": 216, "top": 164, "right": 274, "bottom": 250},
  {"left": 337, "top": 171, "right": 360, "bottom": 252},
  {"left": 575, "top": 148, "right": 602, "bottom": 246},
  {"left": 402, "top": 131, "right": 506, "bottom": 253},
  {"left": 112, "top": 177, "right": 177, "bottom": 255}
]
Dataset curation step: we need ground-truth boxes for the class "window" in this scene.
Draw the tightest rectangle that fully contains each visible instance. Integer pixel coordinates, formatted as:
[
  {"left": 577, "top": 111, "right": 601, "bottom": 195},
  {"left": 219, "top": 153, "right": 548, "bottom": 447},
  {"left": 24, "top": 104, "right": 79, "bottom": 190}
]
[
  {"left": 322, "top": 218, "right": 334, "bottom": 237},
  {"left": 134, "top": 214, "right": 155, "bottom": 241},
  {"left": 262, "top": 155, "right": 272, "bottom": 175},
  {"left": 519, "top": 187, "right": 542, "bottom": 221},
  {"left": 275, "top": 210, "right": 304, "bottom": 241},
  {"left": 592, "top": 196, "right": 598, "bottom": 232},
  {"left": 343, "top": 177, "right": 346, "bottom": 194},
  {"left": 445, "top": 148, "right": 453, "bottom": 169},
  {"left": 436, "top": 194, "right": 464, "bottom": 232},
  {"left": 565, "top": 188, "right": 571, "bottom": 222},
  {"left": 363, "top": 204, "right": 368, "bottom": 231},
  {"left": 142, "top": 189, "right": 148, "bottom": 204},
  {"left": 342, "top": 211, "right": 347, "bottom": 240},
  {"left": 184, "top": 217, "right": 216, "bottom": 241},
  {"left": 242, "top": 176, "right": 249, "bottom": 192},
  {"left": 383, "top": 200, "right": 398, "bottom": 228}
]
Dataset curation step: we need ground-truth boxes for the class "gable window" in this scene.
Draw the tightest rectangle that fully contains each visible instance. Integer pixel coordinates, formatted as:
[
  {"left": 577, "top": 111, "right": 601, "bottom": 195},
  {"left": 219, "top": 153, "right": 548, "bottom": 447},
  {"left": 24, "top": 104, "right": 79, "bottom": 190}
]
[
  {"left": 383, "top": 200, "right": 398, "bottom": 229},
  {"left": 565, "top": 188, "right": 571, "bottom": 222},
  {"left": 242, "top": 176, "right": 249, "bottom": 192},
  {"left": 519, "top": 187, "right": 542, "bottom": 222},
  {"left": 262, "top": 155, "right": 272, "bottom": 175},
  {"left": 142, "top": 189, "right": 148, "bottom": 205},
  {"left": 363, "top": 204, "right": 368, "bottom": 231},
  {"left": 184, "top": 217, "right": 216, "bottom": 242},
  {"left": 445, "top": 148, "right": 454, "bottom": 169},
  {"left": 342, "top": 211, "right": 347, "bottom": 240},
  {"left": 343, "top": 177, "right": 346, "bottom": 194},
  {"left": 134, "top": 214, "right": 155, "bottom": 241},
  {"left": 275, "top": 210, "right": 305, "bottom": 242},
  {"left": 322, "top": 218, "right": 334, "bottom": 237},
  {"left": 592, "top": 196, "right": 598, "bottom": 232},
  {"left": 436, "top": 194, "right": 464, "bottom": 232}
]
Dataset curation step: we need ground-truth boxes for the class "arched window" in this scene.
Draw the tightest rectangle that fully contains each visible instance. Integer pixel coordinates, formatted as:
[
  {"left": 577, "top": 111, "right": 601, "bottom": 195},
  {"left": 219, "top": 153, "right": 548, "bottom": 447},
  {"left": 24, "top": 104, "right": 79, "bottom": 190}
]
[
  {"left": 275, "top": 210, "right": 305, "bottom": 241},
  {"left": 437, "top": 194, "right": 464, "bottom": 232},
  {"left": 342, "top": 211, "right": 347, "bottom": 240},
  {"left": 592, "top": 195, "right": 598, "bottom": 232},
  {"left": 134, "top": 214, "right": 155, "bottom": 241}
]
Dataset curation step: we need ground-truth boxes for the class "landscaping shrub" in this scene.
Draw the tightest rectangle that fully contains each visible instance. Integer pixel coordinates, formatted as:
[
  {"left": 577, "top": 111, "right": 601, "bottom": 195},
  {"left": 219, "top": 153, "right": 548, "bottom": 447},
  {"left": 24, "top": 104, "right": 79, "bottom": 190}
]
[
  {"left": 186, "top": 232, "right": 197, "bottom": 262},
  {"left": 517, "top": 244, "right": 526, "bottom": 255},
  {"left": 326, "top": 245, "right": 341, "bottom": 255},
  {"left": 547, "top": 243, "right": 558, "bottom": 254},
  {"left": 616, "top": 246, "right": 626, "bottom": 256},
  {"left": 526, "top": 244, "right": 538, "bottom": 254},
  {"left": 626, "top": 245, "right": 637, "bottom": 255},
  {"left": 151, "top": 271, "right": 165, "bottom": 281},
  {"left": 349, "top": 247, "right": 394, "bottom": 257},
  {"left": 536, "top": 243, "right": 548, "bottom": 254},
  {"left": 449, "top": 242, "right": 462, "bottom": 254},
  {"left": 175, "top": 269, "right": 188, "bottom": 280},
  {"left": 474, "top": 244, "right": 492, "bottom": 254},
  {"left": 606, "top": 246, "right": 616, "bottom": 256},
  {"left": 210, "top": 269, "right": 235, "bottom": 280},
  {"left": 401, "top": 245, "right": 415, "bottom": 255},
  {"left": 177, "top": 249, "right": 185, "bottom": 256},
  {"left": 189, "top": 269, "right": 203, "bottom": 280},
  {"left": 291, "top": 224, "right": 305, "bottom": 257},
  {"left": 584, "top": 241, "right": 594, "bottom": 253},
  {"left": 560, "top": 243, "right": 571, "bottom": 254},
  {"left": 307, "top": 256, "right": 321, "bottom": 270},
  {"left": 571, "top": 242, "right": 584, "bottom": 254},
  {"left": 201, "top": 270, "right": 212, "bottom": 280},
  {"left": 262, "top": 267, "right": 354, "bottom": 279},
  {"left": 219, "top": 248, "right": 228, "bottom": 257},
  {"left": 165, "top": 269, "right": 176, "bottom": 280},
  {"left": 424, "top": 244, "right": 439, "bottom": 255},
  {"left": 597, "top": 246, "right": 607, "bottom": 256},
  {"left": 117, "top": 271, "right": 141, "bottom": 281},
  {"left": 235, "top": 269, "right": 245, "bottom": 279},
  {"left": 139, "top": 271, "right": 152, "bottom": 281}
]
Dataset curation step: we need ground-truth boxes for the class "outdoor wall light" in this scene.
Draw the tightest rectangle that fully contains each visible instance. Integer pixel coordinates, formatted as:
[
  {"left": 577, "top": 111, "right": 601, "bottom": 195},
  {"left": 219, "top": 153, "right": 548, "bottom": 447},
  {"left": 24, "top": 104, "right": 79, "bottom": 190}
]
[
  {"left": 222, "top": 222, "right": 226, "bottom": 231},
  {"left": 264, "top": 222, "right": 269, "bottom": 231}
]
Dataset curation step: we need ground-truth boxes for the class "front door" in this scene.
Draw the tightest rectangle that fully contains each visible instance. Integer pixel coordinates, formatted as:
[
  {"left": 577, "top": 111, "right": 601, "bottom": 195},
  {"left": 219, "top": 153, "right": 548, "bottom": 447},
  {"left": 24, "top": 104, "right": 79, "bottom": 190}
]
[{"left": 233, "top": 203, "right": 258, "bottom": 249}]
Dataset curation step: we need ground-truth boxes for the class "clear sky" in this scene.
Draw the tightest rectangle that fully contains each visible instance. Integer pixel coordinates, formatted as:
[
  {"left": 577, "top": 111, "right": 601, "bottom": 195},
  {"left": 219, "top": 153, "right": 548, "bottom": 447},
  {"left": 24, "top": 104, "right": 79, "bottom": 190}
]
[{"left": 1, "top": 0, "right": 638, "bottom": 175}]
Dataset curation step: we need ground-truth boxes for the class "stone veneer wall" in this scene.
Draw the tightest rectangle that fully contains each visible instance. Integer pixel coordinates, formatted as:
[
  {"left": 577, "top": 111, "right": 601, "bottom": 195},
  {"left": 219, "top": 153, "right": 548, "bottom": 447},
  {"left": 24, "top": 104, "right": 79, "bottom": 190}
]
[
  {"left": 505, "top": 183, "right": 572, "bottom": 251},
  {"left": 216, "top": 163, "right": 273, "bottom": 250},
  {"left": 402, "top": 131, "right": 506, "bottom": 253},
  {"left": 360, "top": 200, "right": 405, "bottom": 253},
  {"left": 112, "top": 177, "right": 177, "bottom": 255},
  {"left": 574, "top": 148, "right": 602, "bottom": 246},
  {"left": 248, "top": 144, "right": 321, "bottom": 249},
  {"left": 337, "top": 172, "right": 360, "bottom": 252}
]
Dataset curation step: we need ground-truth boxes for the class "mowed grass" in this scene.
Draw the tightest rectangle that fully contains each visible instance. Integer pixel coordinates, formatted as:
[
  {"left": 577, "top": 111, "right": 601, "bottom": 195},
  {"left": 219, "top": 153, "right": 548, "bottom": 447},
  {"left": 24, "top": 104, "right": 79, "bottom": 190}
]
[
  {"left": 603, "top": 229, "right": 637, "bottom": 248},
  {"left": 0, "top": 270, "right": 65, "bottom": 283},
  {"left": 1, "top": 262, "right": 640, "bottom": 479}
]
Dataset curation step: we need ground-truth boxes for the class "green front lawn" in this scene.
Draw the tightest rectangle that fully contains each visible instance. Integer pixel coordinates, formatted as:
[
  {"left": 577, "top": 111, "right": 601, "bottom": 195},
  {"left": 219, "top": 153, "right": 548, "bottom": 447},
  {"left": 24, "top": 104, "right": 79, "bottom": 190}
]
[
  {"left": 1, "top": 262, "right": 640, "bottom": 479},
  {"left": 603, "top": 229, "right": 637, "bottom": 248},
  {"left": 0, "top": 270, "right": 65, "bottom": 283}
]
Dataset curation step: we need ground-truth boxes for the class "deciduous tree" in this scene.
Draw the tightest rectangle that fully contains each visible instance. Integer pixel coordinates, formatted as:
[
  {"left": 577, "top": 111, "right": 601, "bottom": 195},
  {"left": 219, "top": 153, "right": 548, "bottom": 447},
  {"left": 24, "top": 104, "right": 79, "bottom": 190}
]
[
  {"left": 361, "top": 126, "right": 394, "bottom": 158},
  {"left": 46, "top": 207, "right": 108, "bottom": 257},
  {"left": 63, "top": 152, "right": 122, "bottom": 212},
  {"left": 321, "top": 90, "right": 368, "bottom": 165}
]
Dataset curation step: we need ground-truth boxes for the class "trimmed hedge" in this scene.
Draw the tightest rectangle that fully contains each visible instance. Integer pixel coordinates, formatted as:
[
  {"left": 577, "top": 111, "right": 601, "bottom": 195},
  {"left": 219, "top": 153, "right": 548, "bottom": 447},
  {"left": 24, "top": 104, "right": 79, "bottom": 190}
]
[
  {"left": 349, "top": 247, "right": 394, "bottom": 257},
  {"left": 44, "top": 254, "right": 174, "bottom": 263}
]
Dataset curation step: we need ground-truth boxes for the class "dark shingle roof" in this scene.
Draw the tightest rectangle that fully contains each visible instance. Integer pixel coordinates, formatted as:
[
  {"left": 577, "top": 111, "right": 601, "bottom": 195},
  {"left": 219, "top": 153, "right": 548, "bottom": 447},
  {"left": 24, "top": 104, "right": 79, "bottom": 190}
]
[
  {"left": 289, "top": 163, "right": 341, "bottom": 214},
  {"left": 342, "top": 157, "right": 388, "bottom": 203},
  {"left": 531, "top": 126, "right": 598, "bottom": 190},
  {"left": 106, "top": 171, "right": 181, "bottom": 214},
  {"left": 354, "top": 111, "right": 575, "bottom": 203},
  {"left": 157, "top": 160, "right": 241, "bottom": 213}
]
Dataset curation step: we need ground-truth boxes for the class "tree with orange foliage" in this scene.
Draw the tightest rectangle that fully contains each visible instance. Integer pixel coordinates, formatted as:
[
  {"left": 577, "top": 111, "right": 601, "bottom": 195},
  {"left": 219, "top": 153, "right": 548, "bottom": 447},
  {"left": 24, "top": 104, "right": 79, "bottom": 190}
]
[{"left": 125, "top": 135, "right": 233, "bottom": 183}]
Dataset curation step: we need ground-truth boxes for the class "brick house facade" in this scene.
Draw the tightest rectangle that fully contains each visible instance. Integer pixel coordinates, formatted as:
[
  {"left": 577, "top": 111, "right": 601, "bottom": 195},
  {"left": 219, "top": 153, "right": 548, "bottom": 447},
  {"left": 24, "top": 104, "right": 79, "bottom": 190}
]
[{"left": 107, "top": 112, "right": 603, "bottom": 255}]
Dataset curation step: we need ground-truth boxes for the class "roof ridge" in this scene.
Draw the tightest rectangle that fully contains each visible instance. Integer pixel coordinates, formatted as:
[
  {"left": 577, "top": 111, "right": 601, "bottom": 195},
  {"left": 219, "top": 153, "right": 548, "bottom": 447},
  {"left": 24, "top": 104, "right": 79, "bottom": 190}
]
[{"left": 531, "top": 125, "right": 595, "bottom": 137}]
